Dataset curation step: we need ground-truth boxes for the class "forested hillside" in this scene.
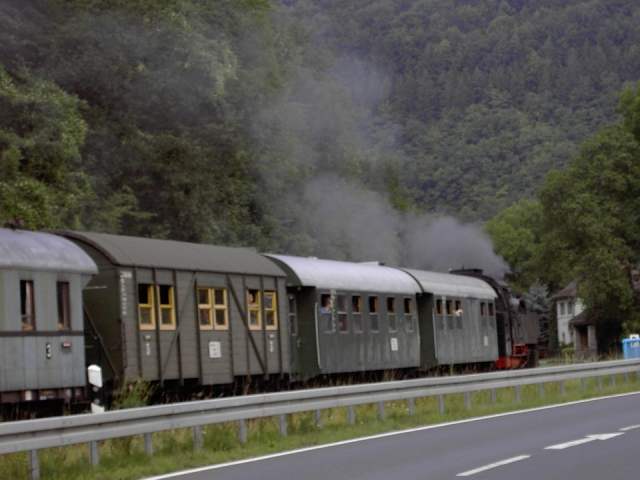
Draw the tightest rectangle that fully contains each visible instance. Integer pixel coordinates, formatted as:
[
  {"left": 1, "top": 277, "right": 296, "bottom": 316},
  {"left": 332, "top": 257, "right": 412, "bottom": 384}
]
[{"left": 2, "top": 0, "right": 640, "bottom": 270}]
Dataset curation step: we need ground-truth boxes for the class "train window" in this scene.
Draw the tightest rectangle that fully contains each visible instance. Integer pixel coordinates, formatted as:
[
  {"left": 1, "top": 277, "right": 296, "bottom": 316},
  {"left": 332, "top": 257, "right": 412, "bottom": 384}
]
[
  {"left": 288, "top": 294, "right": 298, "bottom": 336},
  {"left": 387, "top": 297, "right": 397, "bottom": 331},
  {"left": 214, "top": 288, "right": 229, "bottom": 330},
  {"left": 57, "top": 282, "right": 71, "bottom": 331},
  {"left": 320, "top": 294, "right": 334, "bottom": 332},
  {"left": 247, "top": 289, "right": 262, "bottom": 330},
  {"left": 352, "top": 295, "right": 362, "bottom": 313},
  {"left": 445, "top": 300, "right": 453, "bottom": 315},
  {"left": 158, "top": 285, "right": 176, "bottom": 330},
  {"left": 369, "top": 296, "right": 379, "bottom": 332},
  {"left": 480, "top": 302, "right": 486, "bottom": 316},
  {"left": 138, "top": 284, "right": 155, "bottom": 330},
  {"left": 336, "top": 295, "right": 348, "bottom": 332},
  {"left": 264, "top": 291, "right": 278, "bottom": 330},
  {"left": 488, "top": 303, "right": 494, "bottom": 316},
  {"left": 404, "top": 298, "right": 415, "bottom": 332},
  {"left": 198, "top": 288, "right": 213, "bottom": 329},
  {"left": 20, "top": 280, "right": 36, "bottom": 331},
  {"left": 352, "top": 296, "right": 363, "bottom": 333},
  {"left": 435, "top": 299, "right": 443, "bottom": 315}
]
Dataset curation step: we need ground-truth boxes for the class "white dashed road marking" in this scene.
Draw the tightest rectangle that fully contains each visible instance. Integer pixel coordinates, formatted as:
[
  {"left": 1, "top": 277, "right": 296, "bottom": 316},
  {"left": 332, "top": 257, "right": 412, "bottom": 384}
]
[
  {"left": 456, "top": 455, "right": 531, "bottom": 477},
  {"left": 620, "top": 424, "right": 640, "bottom": 431}
]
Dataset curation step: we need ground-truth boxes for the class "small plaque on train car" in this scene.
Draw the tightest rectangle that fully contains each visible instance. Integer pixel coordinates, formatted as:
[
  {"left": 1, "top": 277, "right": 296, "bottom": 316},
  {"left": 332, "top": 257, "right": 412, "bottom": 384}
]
[{"left": 209, "top": 341, "right": 222, "bottom": 359}]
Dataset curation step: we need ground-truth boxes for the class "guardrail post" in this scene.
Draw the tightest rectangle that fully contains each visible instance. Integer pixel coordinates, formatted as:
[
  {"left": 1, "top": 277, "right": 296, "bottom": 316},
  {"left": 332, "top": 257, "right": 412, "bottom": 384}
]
[
  {"left": 538, "top": 383, "right": 545, "bottom": 399},
  {"left": 279, "top": 414, "right": 288, "bottom": 436},
  {"left": 89, "top": 440, "right": 100, "bottom": 466},
  {"left": 636, "top": 371, "right": 640, "bottom": 382},
  {"left": 347, "top": 406, "right": 356, "bottom": 425},
  {"left": 144, "top": 433, "right": 153, "bottom": 456},
  {"left": 193, "top": 425, "right": 203, "bottom": 450},
  {"left": 29, "top": 450, "right": 40, "bottom": 480},
  {"left": 490, "top": 388, "right": 497, "bottom": 404},
  {"left": 238, "top": 419, "right": 248, "bottom": 444},
  {"left": 438, "top": 395, "right": 445, "bottom": 415},
  {"left": 407, "top": 398, "right": 416, "bottom": 416},
  {"left": 611, "top": 374, "right": 616, "bottom": 388},
  {"left": 598, "top": 376, "right": 603, "bottom": 391},
  {"left": 580, "top": 378, "right": 586, "bottom": 391},
  {"left": 559, "top": 381, "right": 565, "bottom": 396},
  {"left": 464, "top": 392, "right": 471, "bottom": 410},
  {"left": 315, "top": 409, "right": 323, "bottom": 428},
  {"left": 377, "top": 401, "right": 385, "bottom": 420},
  {"left": 624, "top": 372, "right": 629, "bottom": 384},
  {"left": 515, "top": 385, "right": 521, "bottom": 403}
]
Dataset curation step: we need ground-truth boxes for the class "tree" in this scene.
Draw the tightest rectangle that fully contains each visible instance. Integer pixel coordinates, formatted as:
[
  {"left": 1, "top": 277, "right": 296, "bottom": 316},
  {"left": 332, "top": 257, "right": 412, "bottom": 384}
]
[{"left": 0, "top": 66, "right": 91, "bottom": 229}]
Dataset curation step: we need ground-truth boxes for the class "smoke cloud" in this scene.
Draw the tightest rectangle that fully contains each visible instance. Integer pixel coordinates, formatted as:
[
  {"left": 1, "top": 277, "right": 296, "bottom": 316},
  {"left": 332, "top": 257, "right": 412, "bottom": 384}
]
[{"left": 287, "top": 175, "right": 509, "bottom": 278}]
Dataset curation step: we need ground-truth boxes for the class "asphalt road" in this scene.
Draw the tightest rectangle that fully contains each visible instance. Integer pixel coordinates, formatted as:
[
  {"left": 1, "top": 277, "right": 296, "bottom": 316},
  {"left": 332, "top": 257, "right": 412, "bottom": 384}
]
[{"left": 149, "top": 392, "right": 640, "bottom": 480}]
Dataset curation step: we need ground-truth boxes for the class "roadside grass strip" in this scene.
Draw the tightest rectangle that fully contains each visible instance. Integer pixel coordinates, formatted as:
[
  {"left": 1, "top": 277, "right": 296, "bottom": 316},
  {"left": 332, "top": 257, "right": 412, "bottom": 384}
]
[{"left": 2, "top": 374, "right": 640, "bottom": 480}]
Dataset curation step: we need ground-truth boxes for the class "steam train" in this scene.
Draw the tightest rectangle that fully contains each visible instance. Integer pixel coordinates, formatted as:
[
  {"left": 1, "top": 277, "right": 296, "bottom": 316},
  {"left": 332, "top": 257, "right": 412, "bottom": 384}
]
[{"left": 0, "top": 228, "right": 540, "bottom": 414}]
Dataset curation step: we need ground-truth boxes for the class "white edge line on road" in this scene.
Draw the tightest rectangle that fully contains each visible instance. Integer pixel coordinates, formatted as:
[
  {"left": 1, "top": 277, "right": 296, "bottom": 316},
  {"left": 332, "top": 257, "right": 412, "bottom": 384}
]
[
  {"left": 456, "top": 455, "right": 531, "bottom": 477},
  {"left": 620, "top": 424, "right": 640, "bottom": 431},
  {"left": 145, "top": 390, "right": 640, "bottom": 480}
]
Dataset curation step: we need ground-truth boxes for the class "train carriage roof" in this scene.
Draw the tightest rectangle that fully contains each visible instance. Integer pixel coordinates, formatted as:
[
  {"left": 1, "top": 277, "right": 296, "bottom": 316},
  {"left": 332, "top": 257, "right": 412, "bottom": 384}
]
[
  {"left": 265, "top": 254, "right": 421, "bottom": 295},
  {"left": 0, "top": 228, "right": 97, "bottom": 274},
  {"left": 402, "top": 269, "right": 497, "bottom": 300},
  {"left": 62, "top": 231, "right": 285, "bottom": 276}
]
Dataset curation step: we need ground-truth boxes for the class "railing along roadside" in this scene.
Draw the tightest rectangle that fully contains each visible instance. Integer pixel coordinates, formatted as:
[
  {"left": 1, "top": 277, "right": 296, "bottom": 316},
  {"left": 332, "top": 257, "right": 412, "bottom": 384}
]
[{"left": 2, "top": 358, "right": 640, "bottom": 480}]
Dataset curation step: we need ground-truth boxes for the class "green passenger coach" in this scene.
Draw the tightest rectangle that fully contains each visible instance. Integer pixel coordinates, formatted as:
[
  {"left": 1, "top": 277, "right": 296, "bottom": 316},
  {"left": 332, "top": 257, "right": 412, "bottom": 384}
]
[
  {"left": 264, "top": 255, "right": 422, "bottom": 379},
  {"left": 62, "top": 232, "right": 289, "bottom": 393}
]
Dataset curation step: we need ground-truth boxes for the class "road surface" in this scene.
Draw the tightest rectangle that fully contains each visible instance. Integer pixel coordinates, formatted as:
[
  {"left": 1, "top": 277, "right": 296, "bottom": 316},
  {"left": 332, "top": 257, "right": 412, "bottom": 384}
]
[{"left": 148, "top": 392, "right": 640, "bottom": 480}]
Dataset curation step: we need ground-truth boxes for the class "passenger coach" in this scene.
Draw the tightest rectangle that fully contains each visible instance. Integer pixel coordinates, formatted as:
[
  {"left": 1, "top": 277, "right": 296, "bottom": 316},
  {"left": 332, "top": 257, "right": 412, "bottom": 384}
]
[
  {"left": 62, "top": 232, "right": 289, "bottom": 392},
  {"left": 402, "top": 269, "right": 499, "bottom": 369},
  {"left": 0, "top": 228, "right": 96, "bottom": 409},
  {"left": 265, "top": 255, "right": 422, "bottom": 379}
]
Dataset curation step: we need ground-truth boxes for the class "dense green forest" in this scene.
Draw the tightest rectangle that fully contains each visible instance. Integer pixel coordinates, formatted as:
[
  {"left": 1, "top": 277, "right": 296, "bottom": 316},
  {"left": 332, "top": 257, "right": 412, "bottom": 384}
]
[{"left": 2, "top": 1, "right": 640, "bottom": 276}]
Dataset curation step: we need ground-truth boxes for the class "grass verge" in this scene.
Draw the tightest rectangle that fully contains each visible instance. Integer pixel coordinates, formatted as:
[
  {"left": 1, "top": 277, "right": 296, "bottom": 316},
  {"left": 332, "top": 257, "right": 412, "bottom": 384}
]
[{"left": 3, "top": 374, "right": 640, "bottom": 480}]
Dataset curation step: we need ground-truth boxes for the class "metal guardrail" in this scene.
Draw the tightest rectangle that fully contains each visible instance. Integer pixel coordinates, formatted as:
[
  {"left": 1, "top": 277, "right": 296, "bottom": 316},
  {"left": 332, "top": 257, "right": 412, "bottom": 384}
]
[{"left": 3, "top": 358, "right": 640, "bottom": 479}]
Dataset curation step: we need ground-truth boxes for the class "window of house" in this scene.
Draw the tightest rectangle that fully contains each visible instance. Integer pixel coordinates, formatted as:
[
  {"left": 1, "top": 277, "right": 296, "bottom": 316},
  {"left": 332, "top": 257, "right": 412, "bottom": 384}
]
[
  {"left": 247, "top": 289, "right": 262, "bottom": 330},
  {"left": 138, "top": 284, "right": 155, "bottom": 330},
  {"left": 369, "top": 296, "right": 379, "bottom": 332},
  {"left": 288, "top": 294, "right": 298, "bottom": 336},
  {"left": 158, "top": 285, "right": 176, "bottom": 330},
  {"left": 20, "top": 280, "right": 36, "bottom": 331},
  {"left": 445, "top": 299, "right": 453, "bottom": 315},
  {"left": 264, "top": 291, "right": 278, "bottom": 330},
  {"left": 352, "top": 295, "right": 363, "bottom": 333},
  {"left": 57, "top": 282, "right": 71, "bottom": 331},
  {"left": 480, "top": 302, "right": 486, "bottom": 316},
  {"left": 568, "top": 301, "right": 574, "bottom": 316},
  {"left": 488, "top": 302, "right": 494, "bottom": 316},
  {"left": 336, "top": 295, "right": 348, "bottom": 332},
  {"left": 560, "top": 302, "right": 566, "bottom": 316},
  {"left": 436, "top": 299, "right": 443, "bottom": 315},
  {"left": 404, "top": 298, "right": 415, "bottom": 332},
  {"left": 387, "top": 297, "right": 397, "bottom": 331}
]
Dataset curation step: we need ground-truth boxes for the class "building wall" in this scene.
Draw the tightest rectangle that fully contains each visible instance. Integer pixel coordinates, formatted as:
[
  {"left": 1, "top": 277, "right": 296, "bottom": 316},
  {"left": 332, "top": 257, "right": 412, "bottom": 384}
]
[{"left": 556, "top": 298, "right": 584, "bottom": 346}]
